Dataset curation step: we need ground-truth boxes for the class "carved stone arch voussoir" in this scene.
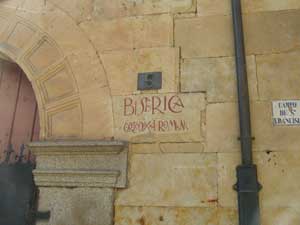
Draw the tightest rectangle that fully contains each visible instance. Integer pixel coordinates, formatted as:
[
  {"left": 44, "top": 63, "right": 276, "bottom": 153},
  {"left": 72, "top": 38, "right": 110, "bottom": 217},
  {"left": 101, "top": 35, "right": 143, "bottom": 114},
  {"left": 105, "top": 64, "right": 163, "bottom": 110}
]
[{"left": 0, "top": 8, "right": 114, "bottom": 140}]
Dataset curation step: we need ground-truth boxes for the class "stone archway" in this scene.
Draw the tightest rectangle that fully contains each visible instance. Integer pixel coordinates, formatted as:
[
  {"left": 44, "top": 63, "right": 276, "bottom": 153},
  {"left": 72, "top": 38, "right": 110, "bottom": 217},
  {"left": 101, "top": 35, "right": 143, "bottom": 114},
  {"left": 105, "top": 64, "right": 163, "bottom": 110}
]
[
  {"left": 0, "top": 4, "right": 128, "bottom": 225},
  {"left": 0, "top": 5, "right": 114, "bottom": 140}
]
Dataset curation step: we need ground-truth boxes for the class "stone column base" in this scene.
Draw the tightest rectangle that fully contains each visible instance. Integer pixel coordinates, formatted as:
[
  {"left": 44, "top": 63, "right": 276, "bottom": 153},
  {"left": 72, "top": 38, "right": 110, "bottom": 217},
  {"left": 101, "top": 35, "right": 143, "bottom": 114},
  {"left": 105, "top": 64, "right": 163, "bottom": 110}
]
[{"left": 28, "top": 141, "right": 128, "bottom": 225}]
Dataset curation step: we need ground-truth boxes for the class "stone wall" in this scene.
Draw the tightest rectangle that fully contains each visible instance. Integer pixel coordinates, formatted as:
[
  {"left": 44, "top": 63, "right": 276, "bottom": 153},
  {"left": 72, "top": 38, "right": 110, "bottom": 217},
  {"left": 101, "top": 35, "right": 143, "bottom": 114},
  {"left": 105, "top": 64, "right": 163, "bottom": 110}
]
[{"left": 1, "top": 0, "right": 300, "bottom": 225}]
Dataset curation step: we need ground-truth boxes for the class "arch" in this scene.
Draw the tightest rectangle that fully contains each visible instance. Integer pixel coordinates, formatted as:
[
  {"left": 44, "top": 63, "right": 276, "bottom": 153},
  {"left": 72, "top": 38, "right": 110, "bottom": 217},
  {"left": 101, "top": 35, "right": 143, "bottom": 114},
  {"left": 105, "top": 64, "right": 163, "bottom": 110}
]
[{"left": 0, "top": 5, "right": 114, "bottom": 140}]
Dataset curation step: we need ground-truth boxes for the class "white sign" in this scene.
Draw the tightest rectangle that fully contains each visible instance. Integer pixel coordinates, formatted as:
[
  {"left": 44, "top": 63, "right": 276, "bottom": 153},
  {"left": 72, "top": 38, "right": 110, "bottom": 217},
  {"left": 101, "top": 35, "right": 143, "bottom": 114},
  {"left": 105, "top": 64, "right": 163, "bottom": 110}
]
[{"left": 272, "top": 100, "right": 300, "bottom": 126}]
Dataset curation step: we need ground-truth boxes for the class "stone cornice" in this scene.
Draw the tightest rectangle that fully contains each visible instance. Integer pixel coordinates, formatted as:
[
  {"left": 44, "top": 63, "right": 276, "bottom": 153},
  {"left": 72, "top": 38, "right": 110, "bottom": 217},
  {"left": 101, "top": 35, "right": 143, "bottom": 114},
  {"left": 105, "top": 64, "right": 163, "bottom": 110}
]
[
  {"left": 28, "top": 140, "right": 127, "bottom": 155},
  {"left": 27, "top": 141, "right": 128, "bottom": 188},
  {"left": 33, "top": 169, "right": 120, "bottom": 188}
]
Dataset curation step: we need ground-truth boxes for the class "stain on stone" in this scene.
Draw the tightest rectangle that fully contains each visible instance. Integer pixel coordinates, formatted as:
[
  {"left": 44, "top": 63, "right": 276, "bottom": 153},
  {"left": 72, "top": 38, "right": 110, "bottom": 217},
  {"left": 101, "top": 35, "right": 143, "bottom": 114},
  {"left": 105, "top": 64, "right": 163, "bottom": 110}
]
[
  {"left": 268, "top": 158, "right": 272, "bottom": 162},
  {"left": 207, "top": 198, "right": 218, "bottom": 203},
  {"left": 138, "top": 216, "right": 145, "bottom": 225},
  {"left": 159, "top": 215, "right": 164, "bottom": 221}
]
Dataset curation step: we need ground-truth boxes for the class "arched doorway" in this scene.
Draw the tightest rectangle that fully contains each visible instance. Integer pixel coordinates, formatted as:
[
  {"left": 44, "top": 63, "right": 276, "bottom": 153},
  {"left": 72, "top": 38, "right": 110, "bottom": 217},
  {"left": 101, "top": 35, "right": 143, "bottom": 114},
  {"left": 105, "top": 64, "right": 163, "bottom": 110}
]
[
  {"left": 0, "top": 59, "right": 40, "bottom": 225},
  {"left": 0, "top": 60, "right": 39, "bottom": 162}
]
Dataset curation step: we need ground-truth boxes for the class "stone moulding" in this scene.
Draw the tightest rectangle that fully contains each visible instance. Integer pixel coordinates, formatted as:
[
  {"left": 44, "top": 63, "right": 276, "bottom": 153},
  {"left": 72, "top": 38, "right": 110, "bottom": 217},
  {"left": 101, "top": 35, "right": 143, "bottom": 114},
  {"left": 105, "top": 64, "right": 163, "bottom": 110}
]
[
  {"left": 33, "top": 170, "right": 120, "bottom": 188},
  {"left": 27, "top": 140, "right": 128, "bottom": 188},
  {"left": 28, "top": 140, "right": 126, "bottom": 155}
]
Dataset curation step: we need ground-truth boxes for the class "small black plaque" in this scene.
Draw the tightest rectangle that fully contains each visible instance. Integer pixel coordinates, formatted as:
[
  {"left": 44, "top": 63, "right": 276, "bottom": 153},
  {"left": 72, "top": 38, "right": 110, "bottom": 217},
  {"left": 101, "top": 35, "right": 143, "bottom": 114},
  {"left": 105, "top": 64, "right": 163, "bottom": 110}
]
[{"left": 138, "top": 72, "right": 162, "bottom": 90}]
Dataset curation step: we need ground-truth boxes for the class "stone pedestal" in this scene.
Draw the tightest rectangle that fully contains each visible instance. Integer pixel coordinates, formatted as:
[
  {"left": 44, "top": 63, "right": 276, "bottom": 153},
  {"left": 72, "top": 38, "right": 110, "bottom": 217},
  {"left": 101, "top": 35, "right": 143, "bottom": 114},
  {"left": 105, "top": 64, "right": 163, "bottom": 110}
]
[{"left": 27, "top": 141, "right": 128, "bottom": 225}]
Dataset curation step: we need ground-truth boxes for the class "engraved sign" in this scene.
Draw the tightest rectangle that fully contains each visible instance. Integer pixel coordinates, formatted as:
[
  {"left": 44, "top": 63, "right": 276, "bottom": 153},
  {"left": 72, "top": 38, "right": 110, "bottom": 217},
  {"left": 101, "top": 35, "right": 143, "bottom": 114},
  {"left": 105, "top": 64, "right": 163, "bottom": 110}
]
[
  {"left": 113, "top": 93, "right": 205, "bottom": 142},
  {"left": 272, "top": 100, "right": 300, "bottom": 126}
]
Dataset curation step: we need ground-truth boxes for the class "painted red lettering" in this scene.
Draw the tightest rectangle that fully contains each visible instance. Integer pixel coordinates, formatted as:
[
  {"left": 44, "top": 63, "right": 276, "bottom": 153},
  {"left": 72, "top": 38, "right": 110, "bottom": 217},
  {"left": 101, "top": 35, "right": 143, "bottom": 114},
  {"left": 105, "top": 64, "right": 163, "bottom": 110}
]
[
  {"left": 124, "top": 98, "right": 134, "bottom": 116},
  {"left": 152, "top": 96, "right": 163, "bottom": 114},
  {"left": 168, "top": 96, "right": 184, "bottom": 113}
]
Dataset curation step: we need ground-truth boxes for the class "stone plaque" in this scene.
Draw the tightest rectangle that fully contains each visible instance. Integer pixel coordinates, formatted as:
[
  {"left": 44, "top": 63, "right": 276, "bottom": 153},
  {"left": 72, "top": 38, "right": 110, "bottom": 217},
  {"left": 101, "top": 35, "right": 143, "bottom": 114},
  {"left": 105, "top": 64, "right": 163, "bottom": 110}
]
[
  {"left": 113, "top": 93, "right": 205, "bottom": 142},
  {"left": 272, "top": 100, "right": 300, "bottom": 126}
]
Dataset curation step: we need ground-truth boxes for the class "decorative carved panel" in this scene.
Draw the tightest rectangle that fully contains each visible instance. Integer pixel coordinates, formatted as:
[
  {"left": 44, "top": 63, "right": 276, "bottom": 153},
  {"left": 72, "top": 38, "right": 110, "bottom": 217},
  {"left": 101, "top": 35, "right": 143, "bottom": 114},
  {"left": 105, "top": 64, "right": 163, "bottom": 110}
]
[
  {"left": 6, "top": 22, "right": 35, "bottom": 49},
  {"left": 46, "top": 100, "right": 82, "bottom": 138},
  {"left": 38, "top": 61, "right": 78, "bottom": 104},
  {"left": 23, "top": 36, "right": 62, "bottom": 74}
]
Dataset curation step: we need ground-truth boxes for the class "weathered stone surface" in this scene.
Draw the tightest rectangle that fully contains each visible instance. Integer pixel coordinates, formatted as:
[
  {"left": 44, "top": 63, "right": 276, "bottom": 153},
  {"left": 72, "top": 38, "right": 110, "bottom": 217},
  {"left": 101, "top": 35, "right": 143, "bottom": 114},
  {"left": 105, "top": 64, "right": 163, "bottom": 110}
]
[
  {"left": 206, "top": 103, "right": 239, "bottom": 152},
  {"left": 181, "top": 56, "right": 258, "bottom": 102},
  {"left": 130, "top": 143, "right": 161, "bottom": 154},
  {"left": 252, "top": 101, "right": 300, "bottom": 152},
  {"left": 218, "top": 152, "right": 300, "bottom": 208},
  {"left": 112, "top": 93, "right": 205, "bottom": 143},
  {"left": 39, "top": 0, "right": 196, "bottom": 23},
  {"left": 261, "top": 208, "right": 300, "bottom": 225},
  {"left": 207, "top": 101, "right": 300, "bottom": 152},
  {"left": 102, "top": 47, "right": 179, "bottom": 96},
  {"left": 29, "top": 140, "right": 128, "bottom": 188},
  {"left": 91, "top": 0, "right": 196, "bottom": 19},
  {"left": 176, "top": 10, "right": 300, "bottom": 58},
  {"left": 244, "top": 10, "right": 300, "bottom": 55},
  {"left": 0, "top": 0, "right": 23, "bottom": 10},
  {"left": 80, "top": 14, "right": 173, "bottom": 52},
  {"left": 257, "top": 50, "right": 300, "bottom": 100},
  {"left": 80, "top": 86, "right": 114, "bottom": 139},
  {"left": 159, "top": 142, "right": 205, "bottom": 153},
  {"left": 175, "top": 16, "right": 234, "bottom": 58},
  {"left": 131, "top": 142, "right": 204, "bottom": 154},
  {"left": 197, "top": 0, "right": 300, "bottom": 16},
  {"left": 115, "top": 206, "right": 300, "bottom": 225},
  {"left": 115, "top": 206, "right": 237, "bottom": 225},
  {"left": 49, "top": 0, "right": 93, "bottom": 23},
  {"left": 115, "top": 153, "right": 217, "bottom": 207},
  {"left": 37, "top": 188, "right": 114, "bottom": 225},
  {"left": 244, "top": 0, "right": 300, "bottom": 13},
  {"left": 66, "top": 51, "right": 108, "bottom": 92}
]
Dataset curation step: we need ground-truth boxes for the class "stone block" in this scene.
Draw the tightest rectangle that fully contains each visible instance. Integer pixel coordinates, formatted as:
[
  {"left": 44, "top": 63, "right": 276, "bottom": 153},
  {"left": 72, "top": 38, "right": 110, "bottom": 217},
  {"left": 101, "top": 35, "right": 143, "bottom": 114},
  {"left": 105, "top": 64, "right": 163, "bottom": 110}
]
[
  {"left": 130, "top": 143, "right": 161, "bottom": 154},
  {"left": 80, "top": 14, "right": 173, "bottom": 52},
  {"left": 101, "top": 48, "right": 179, "bottom": 96},
  {"left": 197, "top": 0, "right": 231, "bottom": 16},
  {"left": 49, "top": 0, "right": 93, "bottom": 23},
  {"left": 181, "top": 56, "right": 258, "bottom": 102},
  {"left": 115, "top": 153, "right": 217, "bottom": 207},
  {"left": 159, "top": 142, "right": 205, "bottom": 153},
  {"left": 261, "top": 208, "right": 300, "bottom": 225},
  {"left": 66, "top": 51, "right": 108, "bottom": 92},
  {"left": 115, "top": 206, "right": 237, "bottom": 225},
  {"left": 45, "top": 99, "right": 83, "bottom": 139},
  {"left": 244, "top": 0, "right": 300, "bottom": 13},
  {"left": 176, "top": 10, "right": 300, "bottom": 58},
  {"left": 175, "top": 16, "right": 234, "bottom": 58},
  {"left": 80, "top": 86, "right": 114, "bottom": 139},
  {"left": 256, "top": 50, "right": 300, "bottom": 100},
  {"left": 112, "top": 93, "right": 205, "bottom": 143},
  {"left": 206, "top": 103, "right": 239, "bottom": 152},
  {"left": 244, "top": 10, "right": 300, "bottom": 55},
  {"left": 130, "top": 142, "right": 205, "bottom": 154},
  {"left": 90, "top": 0, "right": 196, "bottom": 19},
  {"left": 37, "top": 188, "right": 114, "bottom": 225},
  {"left": 197, "top": 0, "right": 300, "bottom": 16},
  {"left": 207, "top": 101, "right": 300, "bottom": 152},
  {"left": 218, "top": 152, "right": 300, "bottom": 208}
]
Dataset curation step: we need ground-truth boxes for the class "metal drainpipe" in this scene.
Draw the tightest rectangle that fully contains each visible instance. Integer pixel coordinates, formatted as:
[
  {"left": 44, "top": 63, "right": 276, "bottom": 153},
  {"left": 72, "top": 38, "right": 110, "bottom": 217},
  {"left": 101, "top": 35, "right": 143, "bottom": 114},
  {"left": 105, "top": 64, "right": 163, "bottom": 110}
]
[{"left": 231, "top": 1, "right": 262, "bottom": 225}]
